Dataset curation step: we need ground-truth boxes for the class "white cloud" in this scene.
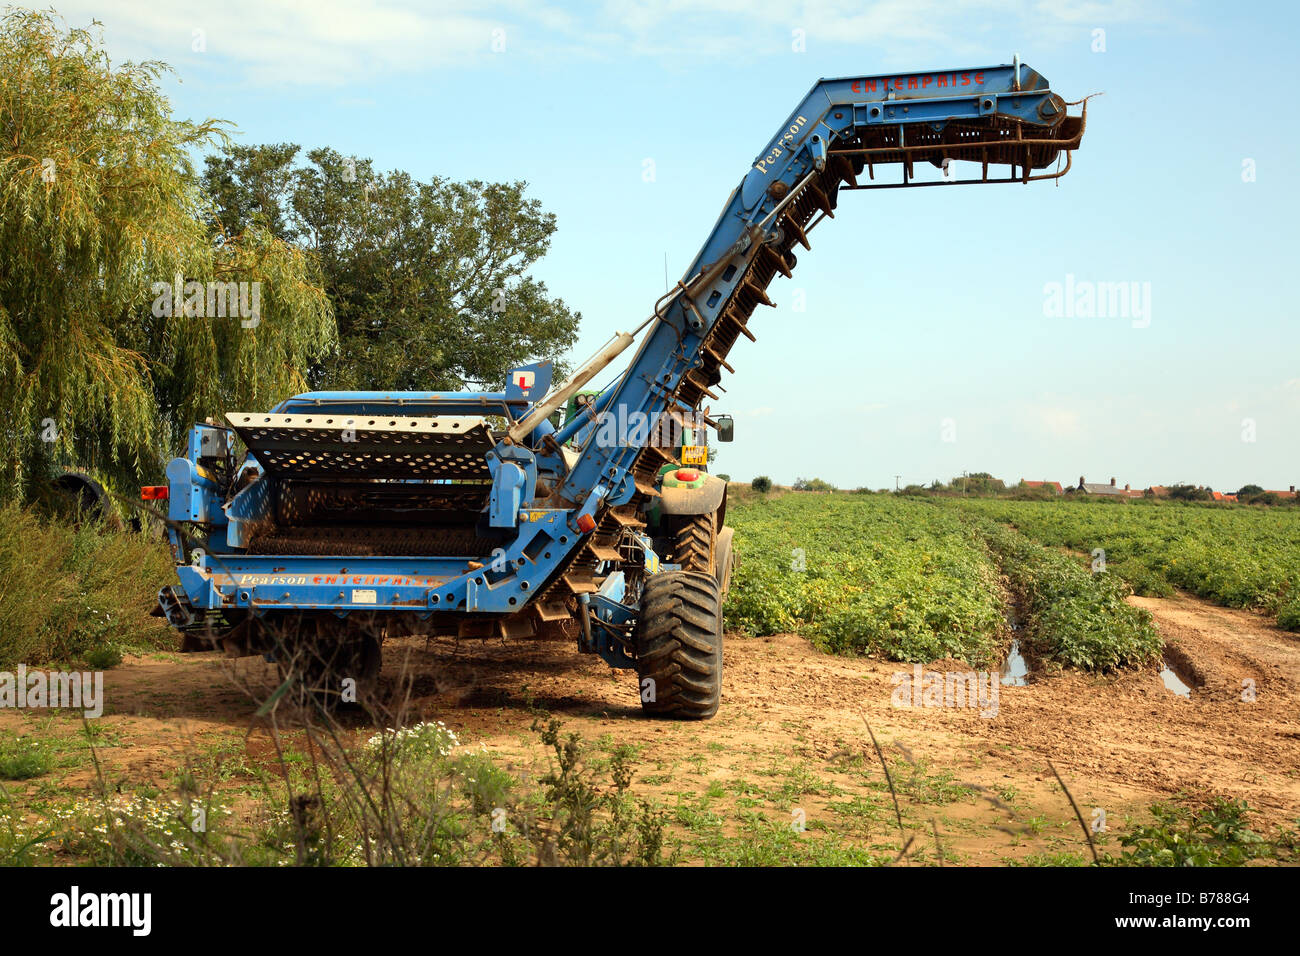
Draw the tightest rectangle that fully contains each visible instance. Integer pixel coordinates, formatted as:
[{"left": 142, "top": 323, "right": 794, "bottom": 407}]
[
  {"left": 25, "top": 0, "right": 507, "bottom": 86},
  {"left": 1031, "top": 0, "right": 1153, "bottom": 25},
  {"left": 22, "top": 0, "right": 1170, "bottom": 87}
]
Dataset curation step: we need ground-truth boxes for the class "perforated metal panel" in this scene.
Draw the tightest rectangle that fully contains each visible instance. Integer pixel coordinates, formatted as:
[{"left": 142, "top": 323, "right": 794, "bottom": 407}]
[{"left": 226, "top": 412, "right": 494, "bottom": 480}]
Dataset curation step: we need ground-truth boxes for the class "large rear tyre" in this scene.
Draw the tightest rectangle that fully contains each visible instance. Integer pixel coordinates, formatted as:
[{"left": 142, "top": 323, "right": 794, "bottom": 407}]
[
  {"left": 671, "top": 512, "right": 716, "bottom": 573},
  {"left": 634, "top": 570, "right": 723, "bottom": 719},
  {"left": 715, "top": 525, "right": 735, "bottom": 598}
]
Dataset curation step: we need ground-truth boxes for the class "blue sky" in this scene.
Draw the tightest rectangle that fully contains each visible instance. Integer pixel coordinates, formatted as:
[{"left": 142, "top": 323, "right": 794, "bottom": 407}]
[{"left": 48, "top": 0, "right": 1300, "bottom": 491}]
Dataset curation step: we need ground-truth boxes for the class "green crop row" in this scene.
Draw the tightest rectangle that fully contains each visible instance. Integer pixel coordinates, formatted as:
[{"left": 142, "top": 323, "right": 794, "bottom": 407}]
[
  {"left": 967, "top": 516, "right": 1162, "bottom": 671},
  {"left": 725, "top": 493, "right": 1168, "bottom": 673},
  {"left": 724, "top": 494, "right": 1008, "bottom": 666},
  {"left": 949, "top": 499, "right": 1300, "bottom": 631}
]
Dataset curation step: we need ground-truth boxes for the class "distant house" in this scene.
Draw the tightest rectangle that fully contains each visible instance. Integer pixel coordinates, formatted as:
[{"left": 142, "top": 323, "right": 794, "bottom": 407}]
[
  {"left": 1265, "top": 485, "right": 1298, "bottom": 499},
  {"left": 1022, "top": 480, "right": 1063, "bottom": 494},
  {"left": 1076, "top": 476, "right": 1127, "bottom": 496},
  {"left": 1210, "top": 491, "right": 1238, "bottom": 503},
  {"left": 1148, "top": 485, "right": 1170, "bottom": 498}
]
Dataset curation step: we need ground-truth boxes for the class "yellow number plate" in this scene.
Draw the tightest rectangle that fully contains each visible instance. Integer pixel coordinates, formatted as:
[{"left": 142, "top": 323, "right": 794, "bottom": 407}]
[{"left": 681, "top": 445, "right": 707, "bottom": 466}]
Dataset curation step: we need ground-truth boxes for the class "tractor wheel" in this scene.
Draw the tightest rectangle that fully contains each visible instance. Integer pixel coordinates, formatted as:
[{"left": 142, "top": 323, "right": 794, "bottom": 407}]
[
  {"left": 634, "top": 570, "right": 723, "bottom": 719},
  {"left": 671, "top": 511, "right": 716, "bottom": 573},
  {"left": 46, "top": 472, "right": 128, "bottom": 529},
  {"left": 715, "top": 525, "right": 735, "bottom": 598}
]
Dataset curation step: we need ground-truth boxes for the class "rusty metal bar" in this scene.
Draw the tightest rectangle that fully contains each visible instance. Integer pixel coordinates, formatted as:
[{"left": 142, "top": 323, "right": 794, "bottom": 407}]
[
  {"left": 835, "top": 150, "right": 1075, "bottom": 190},
  {"left": 828, "top": 129, "right": 1084, "bottom": 160}
]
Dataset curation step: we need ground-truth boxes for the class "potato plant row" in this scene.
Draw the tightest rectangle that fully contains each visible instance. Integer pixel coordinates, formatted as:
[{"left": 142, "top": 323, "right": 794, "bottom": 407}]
[
  {"left": 725, "top": 492, "right": 1165, "bottom": 672},
  {"left": 951, "top": 499, "right": 1300, "bottom": 631},
  {"left": 965, "top": 515, "right": 1162, "bottom": 671},
  {"left": 724, "top": 494, "right": 1008, "bottom": 667}
]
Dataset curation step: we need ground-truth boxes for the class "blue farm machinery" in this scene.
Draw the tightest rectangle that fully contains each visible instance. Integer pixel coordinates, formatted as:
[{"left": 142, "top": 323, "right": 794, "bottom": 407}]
[{"left": 153, "top": 62, "right": 1085, "bottom": 717}]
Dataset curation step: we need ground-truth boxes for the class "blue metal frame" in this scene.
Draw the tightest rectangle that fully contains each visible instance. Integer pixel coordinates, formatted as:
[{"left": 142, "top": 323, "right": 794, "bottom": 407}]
[{"left": 163, "top": 63, "right": 1076, "bottom": 635}]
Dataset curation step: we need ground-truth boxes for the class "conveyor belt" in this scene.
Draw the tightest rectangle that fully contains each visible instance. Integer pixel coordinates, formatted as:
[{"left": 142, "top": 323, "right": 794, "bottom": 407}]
[
  {"left": 225, "top": 412, "right": 494, "bottom": 480},
  {"left": 543, "top": 108, "right": 1086, "bottom": 612},
  {"left": 247, "top": 525, "right": 490, "bottom": 557}
]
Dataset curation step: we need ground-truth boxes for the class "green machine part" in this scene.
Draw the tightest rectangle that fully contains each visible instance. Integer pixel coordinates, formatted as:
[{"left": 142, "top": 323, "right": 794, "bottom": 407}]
[
  {"left": 556, "top": 392, "right": 712, "bottom": 471},
  {"left": 554, "top": 390, "right": 603, "bottom": 444}
]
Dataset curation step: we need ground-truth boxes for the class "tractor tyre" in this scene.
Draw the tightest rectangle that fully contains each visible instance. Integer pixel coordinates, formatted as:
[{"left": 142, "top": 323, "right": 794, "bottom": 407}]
[
  {"left": 715, "top": 525, "right": 735, "bottom": 598},
  {"left": 634, "top": 570, "right": 723, "bottom": 719},
  {"left": 671, "top": 511, "right": 717, "bottom": 574}
]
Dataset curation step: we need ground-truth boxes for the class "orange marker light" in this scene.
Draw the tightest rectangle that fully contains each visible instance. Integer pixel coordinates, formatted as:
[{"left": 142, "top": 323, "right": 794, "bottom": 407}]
[
  {"left": 676, "top": 468, "right": 700, "bottom": 482},
  {"left": 576, "top": 513, "right": 596, "bottom": 533},
  {"left": 141, "top": 486, "right": 169, "bottom": 501}
]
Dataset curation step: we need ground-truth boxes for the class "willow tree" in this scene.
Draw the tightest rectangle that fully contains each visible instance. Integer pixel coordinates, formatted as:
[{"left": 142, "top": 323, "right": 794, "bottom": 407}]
[{"left": 0, "top": 10, "right": 335, "bottom": 501}]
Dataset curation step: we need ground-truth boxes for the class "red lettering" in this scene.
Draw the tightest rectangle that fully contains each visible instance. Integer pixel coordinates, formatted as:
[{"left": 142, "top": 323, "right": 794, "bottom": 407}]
[
  {"left": 961, "top": 73, "right": 971, "bottom": 86},
  {"left": 907, "top": 77, "right": 918, "bottom": 90},
  {"left": 975, "top": 71, "right": 984, "bottom": 85},
  {"left": 865, "top": 78, "right": 876, "bottom": 92},
  {"left": 852, "top": 80, "right": 860, "bottom": 93},
  {"left": 894, "top": 77, "right": 903, "bottom": 90},
  {"left": 937, "top": 74, "right": 947, "bottom": 88},
  {"left": 922, "top": 75, "right": 932, "bottom": 88}
]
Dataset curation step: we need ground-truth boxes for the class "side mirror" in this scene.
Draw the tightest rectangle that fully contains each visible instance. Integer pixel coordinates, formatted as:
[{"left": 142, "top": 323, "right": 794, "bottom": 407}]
[{"left": 715, "top": 415, "right": 735, "bottom": 443}]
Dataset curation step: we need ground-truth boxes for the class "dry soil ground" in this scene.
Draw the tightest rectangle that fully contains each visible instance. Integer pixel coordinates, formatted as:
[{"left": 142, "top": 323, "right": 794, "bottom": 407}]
[{"left": 3, "top": 590, "right": 1297, "bottom": 864}]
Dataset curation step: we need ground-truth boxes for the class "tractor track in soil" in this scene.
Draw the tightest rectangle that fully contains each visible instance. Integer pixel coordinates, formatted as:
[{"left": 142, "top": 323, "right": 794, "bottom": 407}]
[{"left": 3, "top": 590, "right": 1297, "bottom": 863}]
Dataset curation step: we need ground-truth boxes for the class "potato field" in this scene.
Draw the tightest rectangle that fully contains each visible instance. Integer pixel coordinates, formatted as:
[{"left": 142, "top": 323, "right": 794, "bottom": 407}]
[{"left": 724, "top": 492, "right": 1181, "bottom": 672}]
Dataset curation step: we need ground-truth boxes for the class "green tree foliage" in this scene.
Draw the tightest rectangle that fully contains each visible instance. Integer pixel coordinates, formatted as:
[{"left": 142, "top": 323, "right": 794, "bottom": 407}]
[
  {"left": 203, "top": 142, "right": 303, "bottom": 242},
  {"left": 952, "top": 472, "right": 1005, "bottom": 495},
  {"left": 1235, "top": 484, "right": 1288, "bottom": 506},
  {"left": 202, "top": 144, "right": 581, "bottom": 391},
  {"left": 750, "top": 475, "right": 772, "bottom": 493},
  {"left": 1167, "top": 483, "right": 1212, "bottom": 501},
  {"left": 792, "top": 477, "right": 835, "bottom": 492},
  {"left": 0, "top": 11, "right": 335, "bottom": 498}
]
